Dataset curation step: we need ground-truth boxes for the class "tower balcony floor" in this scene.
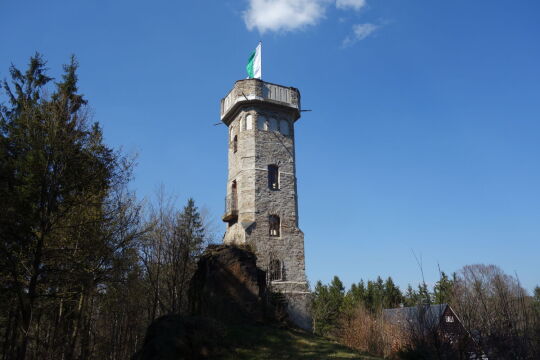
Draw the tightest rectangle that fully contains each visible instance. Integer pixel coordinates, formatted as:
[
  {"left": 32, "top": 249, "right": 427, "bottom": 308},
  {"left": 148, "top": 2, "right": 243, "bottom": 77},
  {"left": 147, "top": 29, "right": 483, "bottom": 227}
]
[{"left": 222, "top": 210, "right": 238, "bottom": 222}]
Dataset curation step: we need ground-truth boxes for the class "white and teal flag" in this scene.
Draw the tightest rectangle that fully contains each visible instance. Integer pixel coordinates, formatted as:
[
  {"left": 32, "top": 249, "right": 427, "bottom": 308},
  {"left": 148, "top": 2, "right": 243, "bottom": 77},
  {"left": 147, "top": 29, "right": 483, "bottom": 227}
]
[{"left": 246, "top": 42, "right": 262, "bottom": 79}]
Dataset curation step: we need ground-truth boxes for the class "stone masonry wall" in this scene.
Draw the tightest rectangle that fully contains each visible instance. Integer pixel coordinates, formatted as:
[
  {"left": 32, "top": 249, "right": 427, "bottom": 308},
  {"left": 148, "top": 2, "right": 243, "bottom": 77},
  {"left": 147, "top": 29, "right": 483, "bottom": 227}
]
[
  {"left": 224, "top": 107, "right": 306, "bottom": 285},
  {"left": 222, "top": 79, "right": 310, "bottom": 330}
]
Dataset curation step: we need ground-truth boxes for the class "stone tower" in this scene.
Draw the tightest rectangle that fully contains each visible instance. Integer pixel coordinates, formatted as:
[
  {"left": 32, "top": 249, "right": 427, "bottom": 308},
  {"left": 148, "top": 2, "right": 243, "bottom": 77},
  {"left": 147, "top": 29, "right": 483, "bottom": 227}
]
[{"left": 220, "top": 78, "right": 310, "bottom": 329}]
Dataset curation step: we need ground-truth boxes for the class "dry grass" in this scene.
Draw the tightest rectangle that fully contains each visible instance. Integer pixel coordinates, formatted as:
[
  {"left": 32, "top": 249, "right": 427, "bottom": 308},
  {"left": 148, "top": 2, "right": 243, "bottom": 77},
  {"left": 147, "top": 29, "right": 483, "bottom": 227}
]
[{"left": 337, "top": 306, "right": 409, "bottom": 358}]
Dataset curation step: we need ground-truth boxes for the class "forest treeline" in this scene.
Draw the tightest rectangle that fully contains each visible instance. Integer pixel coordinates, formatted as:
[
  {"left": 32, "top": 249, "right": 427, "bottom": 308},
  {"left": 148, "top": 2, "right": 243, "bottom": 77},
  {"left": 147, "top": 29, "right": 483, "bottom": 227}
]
[
  {"left": 312, "top": 271, "right": 454, "bottom": 335},
  {"left": 0, "top": 55, "right": 215, "bottom": 359},
  {"left": 312, "top": 267, "right": 540, "bottom": 359}
]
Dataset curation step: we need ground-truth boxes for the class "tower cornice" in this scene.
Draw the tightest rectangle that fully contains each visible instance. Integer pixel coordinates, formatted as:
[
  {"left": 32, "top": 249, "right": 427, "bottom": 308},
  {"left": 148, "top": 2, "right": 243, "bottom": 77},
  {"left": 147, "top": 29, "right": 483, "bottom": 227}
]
[{"left": 220, "top": 79, "right": 301, "bottom": 125}]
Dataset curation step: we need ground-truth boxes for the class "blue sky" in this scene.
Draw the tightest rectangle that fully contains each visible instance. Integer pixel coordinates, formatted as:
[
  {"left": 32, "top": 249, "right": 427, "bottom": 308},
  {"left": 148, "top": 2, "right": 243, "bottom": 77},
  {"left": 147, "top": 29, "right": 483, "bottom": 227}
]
[{"left": 1, "top": 0, "right": 539, "bottom": 292}]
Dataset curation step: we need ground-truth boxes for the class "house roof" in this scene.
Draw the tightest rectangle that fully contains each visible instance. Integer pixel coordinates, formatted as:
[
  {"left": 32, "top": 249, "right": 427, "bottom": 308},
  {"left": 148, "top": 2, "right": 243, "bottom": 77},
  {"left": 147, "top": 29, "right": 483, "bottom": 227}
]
[{"left": 383, "top": 304, "right": 449, "bottom": 328}]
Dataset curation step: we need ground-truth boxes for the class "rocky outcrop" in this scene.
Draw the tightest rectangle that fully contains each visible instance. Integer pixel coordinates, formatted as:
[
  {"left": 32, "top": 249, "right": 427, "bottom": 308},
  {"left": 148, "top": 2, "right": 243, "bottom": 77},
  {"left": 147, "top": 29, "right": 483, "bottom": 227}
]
[
  {"left": 133, "top": 245, "right": 293, "bottom": 360},
  {"left": 188, "top": 244, "right": 268, "bottom": 324}
]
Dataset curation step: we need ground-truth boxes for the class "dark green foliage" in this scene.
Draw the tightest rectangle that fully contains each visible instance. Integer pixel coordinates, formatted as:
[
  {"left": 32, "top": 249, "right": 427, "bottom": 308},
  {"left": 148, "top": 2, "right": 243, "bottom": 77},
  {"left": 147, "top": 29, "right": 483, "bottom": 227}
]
[
  {"left": 383, "top": 277, "right": 403, "bottom": 308},
  {"left": 312, "top": 275, "right": 406, "bottom": 337},
  {"left": 433, "top": 272, "right": 454, "bottom": 304},
  {"left": 416, "top": 283, "right": 432, "bottom": 304},
  {"left": 403, "top": 282, "right": 433, "bottom": 306},
  {"left": 403, "top": 284, "right": 420, "bottom": 306},
  {"left": 312, "top": 277, "right": 345, "bottom": 336},
  {"left": 311, "top": 272, "right": 462, "bottom": 344},
  {"left": 0, "top": 54, "right": 143, "bottom": 360},
  {"left": 168, "top": 198, "right": 206, "bottom": 313},
  {"left": 0, "top": 54, "right": 218, "bottom": 360},
  {"left": 364, "top": 277, "right": 383, "bottom": 312},
  {"left": 344, "top": 276, "right": 404, "bottom": 313},
  {"left": 349, "top": 281, "right": 366, "bottom": 303}
]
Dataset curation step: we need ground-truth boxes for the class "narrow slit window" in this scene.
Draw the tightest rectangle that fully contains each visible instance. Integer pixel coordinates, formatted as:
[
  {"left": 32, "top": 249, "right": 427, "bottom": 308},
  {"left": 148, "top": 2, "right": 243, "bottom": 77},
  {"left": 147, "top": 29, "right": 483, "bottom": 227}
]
[
  {"left": 269, "top": 215, "right": 280, "bottom": 236},
  {"left": 268, "top": 165, "right": 279, "bottom": 190},
  {"left": 233, "top": 135, "right": 238, "bottom": 153}
]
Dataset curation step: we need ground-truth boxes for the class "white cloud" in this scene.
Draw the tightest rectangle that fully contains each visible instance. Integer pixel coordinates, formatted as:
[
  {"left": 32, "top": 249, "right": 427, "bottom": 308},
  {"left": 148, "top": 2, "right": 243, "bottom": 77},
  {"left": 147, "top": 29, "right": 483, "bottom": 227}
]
[
  {"left": 342, "top": 23, "right": 379, "bottom": 47},
  {"left": 243, "top": 0, "right": 326, "bottom": 33},
  {"left": 335, "top": 0, "right": 366, "bottom": 11}
]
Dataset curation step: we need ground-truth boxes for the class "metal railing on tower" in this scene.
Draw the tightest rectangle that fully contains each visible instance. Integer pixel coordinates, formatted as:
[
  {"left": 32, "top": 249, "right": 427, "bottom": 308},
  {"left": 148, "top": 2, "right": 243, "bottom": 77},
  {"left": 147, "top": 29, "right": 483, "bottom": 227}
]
[{"left": 222, "top": 194, "right": 238, "bottom": 222}]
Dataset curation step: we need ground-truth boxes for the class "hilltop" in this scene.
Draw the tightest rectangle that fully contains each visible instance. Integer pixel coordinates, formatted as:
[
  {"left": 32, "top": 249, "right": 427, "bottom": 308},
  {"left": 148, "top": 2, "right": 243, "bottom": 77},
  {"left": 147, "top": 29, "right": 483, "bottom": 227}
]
[{"left": 219, "top": 323, "right": 382, "bottom": 360}]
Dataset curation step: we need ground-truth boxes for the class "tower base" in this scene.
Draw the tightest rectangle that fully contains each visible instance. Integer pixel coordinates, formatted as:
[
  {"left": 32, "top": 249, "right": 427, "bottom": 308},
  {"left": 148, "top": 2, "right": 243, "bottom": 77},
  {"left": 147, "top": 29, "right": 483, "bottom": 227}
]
[{"left": 271, "top": 281, "right": 312, "bottom": 331}]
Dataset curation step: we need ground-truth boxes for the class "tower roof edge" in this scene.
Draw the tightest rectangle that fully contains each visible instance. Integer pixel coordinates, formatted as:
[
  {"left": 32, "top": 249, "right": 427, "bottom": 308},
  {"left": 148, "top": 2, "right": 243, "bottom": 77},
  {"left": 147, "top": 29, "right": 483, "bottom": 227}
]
[{"left": 220, "top": 79, "right": 301, "bottom": 124}]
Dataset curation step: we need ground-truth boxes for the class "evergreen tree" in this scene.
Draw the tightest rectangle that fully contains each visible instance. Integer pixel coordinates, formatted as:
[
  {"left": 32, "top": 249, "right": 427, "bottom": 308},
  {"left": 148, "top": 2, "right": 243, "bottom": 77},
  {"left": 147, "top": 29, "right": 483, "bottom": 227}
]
[
  {"left": 170, "top": 198, "right": 206, "bottom": 312},
  {"left": 312, "top": 281, "right": 331, "bottom": 335},
  {"left": 404, "top": 284, "right": 419, "bottom": 306},
  {"left": 351, "top": 280, "right": 366, "bottom": 303},
  {"left": 311, "top": 276, "right": 345, "bottom": 336},
  {"left": 329, "top": 276, "right": 345, "bottom": 300},
  {"left": 433, "top": 271, "right": 454, "bottom": 304},
  {"left": 417, "top": 282, "right": 432, "bottom": 305},
  {"left": 347, "top": 280, "right": 366, "bottom": 307},
  {"left": 0, "top": 54, "right": 142, "bottom": 360},
  {"left": 383, "top": 277, "right": 403, "bottom": 308},
  {"left": 364, "top": 277, "right": 385, "bottom": 311},
  {"left": 341, "top": 280, "right": 366, "bottom": 321}
]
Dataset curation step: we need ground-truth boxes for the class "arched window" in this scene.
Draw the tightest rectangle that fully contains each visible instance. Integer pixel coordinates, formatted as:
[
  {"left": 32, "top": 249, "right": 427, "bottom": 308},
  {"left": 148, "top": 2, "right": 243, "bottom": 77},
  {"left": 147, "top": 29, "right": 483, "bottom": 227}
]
[
  {"left": 257, "top": 116, "right": 267, "bottom": 130},
  {"left": 269, "top": 259, "right": 282, "bottom": 281},
  {"left": 233, "top": 135, "right": 238, "bottom": 153},
  {"left": 269, "top": 215, "right": 280, "bottom": 236},
  {"left": 268, "top": 165, "right": 279, "bottom": 190},
  {"left": 268, "top": 117, "right": 278, "bottom": 132},
  {"left": 280, "top": 120, "right": 290, "bottom": 136},
  {"left": 246, "top": 114, "right": 253, "bottom": 130}
]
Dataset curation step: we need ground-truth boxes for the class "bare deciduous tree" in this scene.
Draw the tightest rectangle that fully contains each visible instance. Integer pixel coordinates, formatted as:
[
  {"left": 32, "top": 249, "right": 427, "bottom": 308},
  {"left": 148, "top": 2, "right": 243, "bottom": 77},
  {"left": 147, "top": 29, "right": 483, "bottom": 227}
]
[{"left": 452, "top": 264, "right": 540, "bottom": 359}]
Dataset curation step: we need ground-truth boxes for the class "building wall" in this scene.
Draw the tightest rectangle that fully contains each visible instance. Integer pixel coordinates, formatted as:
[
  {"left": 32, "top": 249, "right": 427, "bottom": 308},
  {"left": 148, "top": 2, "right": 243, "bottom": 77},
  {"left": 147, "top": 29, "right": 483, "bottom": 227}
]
[{"left": 439, "top": 306, "right": 466, "bottom": 337}]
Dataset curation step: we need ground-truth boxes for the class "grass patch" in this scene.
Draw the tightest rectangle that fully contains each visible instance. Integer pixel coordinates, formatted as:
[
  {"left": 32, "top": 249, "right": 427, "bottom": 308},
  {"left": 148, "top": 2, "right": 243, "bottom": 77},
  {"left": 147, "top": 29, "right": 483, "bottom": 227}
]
[{"left": 218, "top": 324, "right": 383, "bottom": 360}]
